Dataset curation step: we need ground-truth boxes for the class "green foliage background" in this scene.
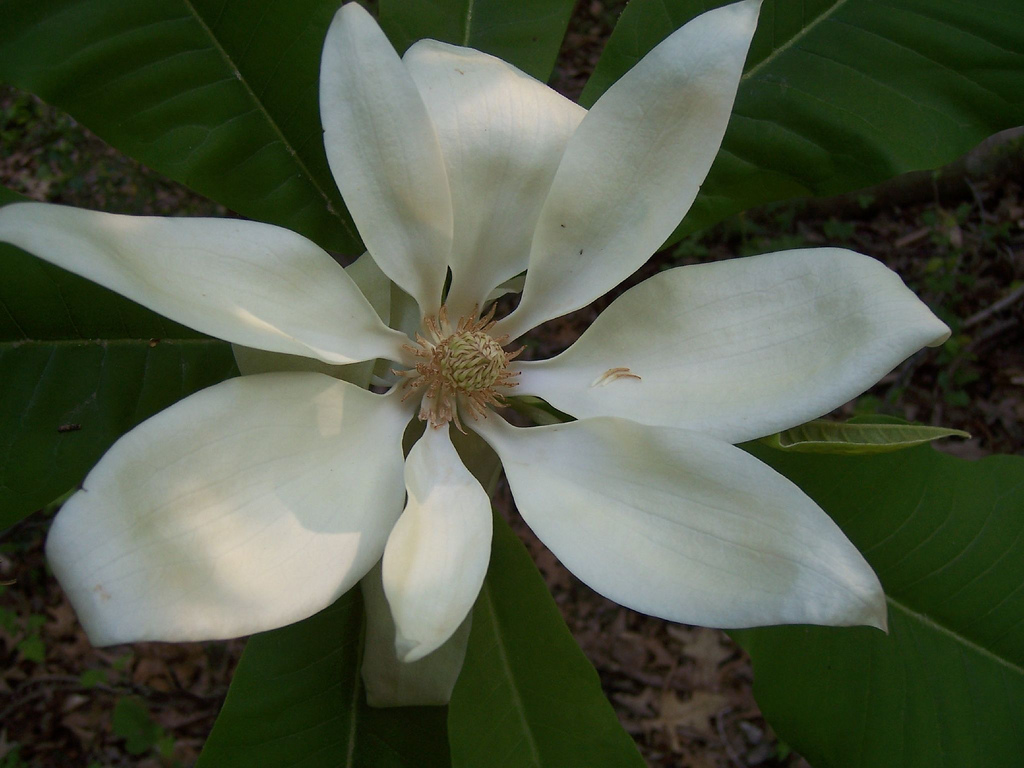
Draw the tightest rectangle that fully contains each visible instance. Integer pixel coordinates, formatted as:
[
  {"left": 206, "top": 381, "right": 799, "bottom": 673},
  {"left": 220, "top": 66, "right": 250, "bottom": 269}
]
[{"left": 1, "top": 0, "right": 1022, "bottom": 765}]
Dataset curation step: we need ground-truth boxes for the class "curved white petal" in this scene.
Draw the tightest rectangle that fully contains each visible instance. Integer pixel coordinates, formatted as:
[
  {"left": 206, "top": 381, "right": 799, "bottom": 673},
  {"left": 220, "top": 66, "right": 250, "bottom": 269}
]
[
  {"left": 345, "top": 250, "right": 396, "bottom": 325},
  {"left": 518, "top": 249, "right": 951, "bottom": 443},
  {"left": 232, "top": 344, "right": 371, "bottom": 386},
  {"left": 389, "top": 281, "right": 425, "bottom": 339},
  {"left": 321, "top": 3, "right": 452, "bottom": 314},
  {"left": 46, "top": 374, "right": 411, "bottom": 645},
  {"left": 232, "top": 253, "right": 395, "bottom": 387},
  {"left": 0, "top": 202, "right": 406, "bottom": 364},
  {"left": 382, "top": 424, "right": 492, "bottom": 662},
  {"left": 360, "top": 562, "right": 471, "bottom": 707},
  {"left": 474, "top": 415, "right": 886, "bottom": 630},
  {"left": 404, "top": 40, "right": 586, "bottom": 317},
  {"left": 494, "top": 0, "right": 760, "bottom": 339}
]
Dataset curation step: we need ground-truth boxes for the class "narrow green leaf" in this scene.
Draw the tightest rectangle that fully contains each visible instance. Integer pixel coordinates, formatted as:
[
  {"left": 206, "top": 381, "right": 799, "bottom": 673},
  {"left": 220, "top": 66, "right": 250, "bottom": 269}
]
[
  {"left": 379, "top": 0, "right": 575, "bottom": 82},
  {"left": 198, "top": 590, "right": 450, "bottom": 768},
  {"left": 731, "top": 444, "right": 1024, "bottom": 768},
  {"left": 0, "top": 0, "right": 360, "bottom": 252},
  {"left": 759, "top": 418, "right": 970, "bottom": 454},
  {"left": 0, "top": 188, "right": 236, "bottom": 529},
  {"left": 448, "top": 512, "right": 645, "bottom": 768},
  {"left": 583, "top": 0, "right": 1024, "bottom": 241}
]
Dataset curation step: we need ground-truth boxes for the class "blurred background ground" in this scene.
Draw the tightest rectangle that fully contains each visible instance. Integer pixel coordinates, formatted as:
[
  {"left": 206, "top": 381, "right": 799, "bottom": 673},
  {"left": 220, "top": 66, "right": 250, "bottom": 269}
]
[{"left": 1, "top": 1, "right": 1022, "bottom": 765}]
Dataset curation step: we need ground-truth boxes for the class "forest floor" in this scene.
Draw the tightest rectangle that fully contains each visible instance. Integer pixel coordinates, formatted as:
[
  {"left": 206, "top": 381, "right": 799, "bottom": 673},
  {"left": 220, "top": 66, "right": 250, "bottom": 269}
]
[{"left": 2, "top": 2, "right": 1023, "bottom": 766}]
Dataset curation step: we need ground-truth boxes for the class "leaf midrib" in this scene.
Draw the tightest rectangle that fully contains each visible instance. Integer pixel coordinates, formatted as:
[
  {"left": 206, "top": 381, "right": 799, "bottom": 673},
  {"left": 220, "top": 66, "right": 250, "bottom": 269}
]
[
  {"left": 0, "top": 337, "right": 222, "bottom": 350},
  {"left": 461, "top": 0, "right": 477, "bottom": 46},
  {"left": 482, "top": 581, "right": 543, "bottom": 766},
  {"left": 178, "top": 0, "right": 357, "bottom": 244},
  {"left": 343, "top": 616, "right": 365, "bottom": 768},
  {"left": 887, "top": 595, "right": 1024, "bottom": 677},
  {"left": 742, "top": 0, "right": 850, "bottom": 83}
]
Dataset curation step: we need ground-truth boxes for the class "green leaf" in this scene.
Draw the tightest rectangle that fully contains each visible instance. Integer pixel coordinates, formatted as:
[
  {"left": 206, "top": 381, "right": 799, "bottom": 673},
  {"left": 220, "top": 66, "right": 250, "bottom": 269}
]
[
  {"left": 758, "top": 418, "right": 970, "bottom": 454},
  {"left": 197, "top": 590, "right": 450, "bottom": 768},
  {"left": 0, "top": 0, "right": 360, "bottom": 252},
  {"left": 378, "top": 0, "right": 575, "bottom": 82},
  {"left": 731, "top": 444, "right": 1024, "bottom": 768},
  {"left": 79, "top": 668, "right": 108, "bottom": 688},
  {"left": 0, "top": 187, "right": 237, "bottom": 529},
  {"left": 112, "top": 697, "right": 162, "bottom": 756},
  {"left": 16, "top": 634, "right": 45, "bottom": 663},
  {"left": 448, "top": 512, "right": 645, "bottom": 768},
  {"left": 583, "top": 0, "right": 1024, "bottom": 240}
]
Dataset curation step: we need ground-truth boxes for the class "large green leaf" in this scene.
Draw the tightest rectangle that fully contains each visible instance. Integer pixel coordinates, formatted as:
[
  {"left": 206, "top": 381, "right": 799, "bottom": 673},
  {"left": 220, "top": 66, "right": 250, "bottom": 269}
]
[
  {"left": 0, "top": 0, "right": 360, "bottom": 253},
  {"left": 378, "top": 0, "right": 575, "bottom": 82},
  {"left": 0, "top": 188, "right": 236, "bottom": 529},
  {"left": 197, "top": 590, "right": 450, "bottom": 768},
  {"left": 583, "top": 0, "right": 1024, "bottom": 240},
  {"left": 731, "top": 444, "right": 1024, "bottom": 768},
  {"left": 448, "top": 512, "right": 645, "bottom": 768}
]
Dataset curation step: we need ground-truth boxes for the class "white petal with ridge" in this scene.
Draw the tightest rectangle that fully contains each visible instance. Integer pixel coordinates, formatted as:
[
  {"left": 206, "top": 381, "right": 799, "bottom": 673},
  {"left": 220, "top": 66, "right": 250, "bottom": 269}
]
[
  {"left": 475, "top": 414, "right": 887, "bottom": 631},
  {"left": 517, "top": 248, "right": 950, "bottom": 443},
  {"left": 382, "top": 424, "right": 492, "bottom": 662},
  {"left": 46, "top": 374, "right": 410, "bottom": 645},
  {"left": 0, "top": 203, "right": 408, "bottom": 364},
  {"left": 495, "top": 0, "right": 760, "bottom": 339}
]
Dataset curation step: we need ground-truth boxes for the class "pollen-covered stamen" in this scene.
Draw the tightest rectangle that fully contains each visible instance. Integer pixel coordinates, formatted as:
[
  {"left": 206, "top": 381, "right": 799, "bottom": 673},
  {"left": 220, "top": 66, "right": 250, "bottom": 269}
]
[{"left": 395, "top": 304, "right": 522, "bottom": 430}]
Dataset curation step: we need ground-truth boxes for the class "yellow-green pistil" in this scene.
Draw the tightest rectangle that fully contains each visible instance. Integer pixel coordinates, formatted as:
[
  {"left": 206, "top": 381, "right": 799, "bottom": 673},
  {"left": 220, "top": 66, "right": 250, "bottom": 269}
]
[{"left": 398, "top": 305, "right": 522, "bottom": 430}]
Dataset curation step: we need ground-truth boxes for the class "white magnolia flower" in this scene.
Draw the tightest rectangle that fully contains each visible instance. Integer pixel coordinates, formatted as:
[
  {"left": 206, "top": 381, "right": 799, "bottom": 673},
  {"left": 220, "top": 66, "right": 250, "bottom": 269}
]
[{"left": 0, "top": 0, "right": 948, "bottom": 692}]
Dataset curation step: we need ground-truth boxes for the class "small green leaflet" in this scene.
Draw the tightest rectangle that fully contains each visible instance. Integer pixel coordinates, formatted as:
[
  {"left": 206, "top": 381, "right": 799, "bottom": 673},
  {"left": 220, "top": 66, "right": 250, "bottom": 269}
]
[{"left": 759, "top": 419, "right": 970, "bottom": 454}]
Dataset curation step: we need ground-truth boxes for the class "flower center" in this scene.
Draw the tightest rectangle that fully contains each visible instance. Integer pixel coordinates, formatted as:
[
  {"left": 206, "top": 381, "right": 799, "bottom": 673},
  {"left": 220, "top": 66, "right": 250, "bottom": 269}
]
[
  {"left": 397, "top": 305, "right": 521, "bottom": 430},
  {"left": 437, "top": 331, "right": 507, "bottom": 392}
]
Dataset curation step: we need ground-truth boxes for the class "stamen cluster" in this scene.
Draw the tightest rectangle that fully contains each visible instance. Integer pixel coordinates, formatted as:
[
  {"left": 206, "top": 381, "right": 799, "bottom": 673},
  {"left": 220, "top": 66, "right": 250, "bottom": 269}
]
[{"left": 397, "top": 305, "right": 522, "bottom": 430}]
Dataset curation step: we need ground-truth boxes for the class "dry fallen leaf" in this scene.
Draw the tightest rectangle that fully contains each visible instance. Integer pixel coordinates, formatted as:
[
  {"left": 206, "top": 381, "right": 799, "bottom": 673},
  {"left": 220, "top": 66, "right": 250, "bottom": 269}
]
[{"left": 653, "top": 690, "right": 730, "bottom": 751}]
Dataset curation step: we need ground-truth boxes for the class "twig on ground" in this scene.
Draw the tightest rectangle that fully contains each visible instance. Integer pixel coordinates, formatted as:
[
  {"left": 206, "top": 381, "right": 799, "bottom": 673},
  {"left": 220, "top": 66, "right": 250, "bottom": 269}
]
[
  {"left": 715, "top": 707, "right": 747, "bottom": 768},
  {"left": 963, "top": 283, "right": 1024, "bottom": 329}
]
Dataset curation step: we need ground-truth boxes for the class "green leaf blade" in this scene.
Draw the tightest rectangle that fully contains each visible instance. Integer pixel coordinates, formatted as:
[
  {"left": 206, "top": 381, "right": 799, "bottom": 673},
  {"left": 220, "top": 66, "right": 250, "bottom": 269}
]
[
  {"left": 379, "top": 0, "right": 575, "bottom": 82},
  {"left": 197, "top": 591, "right": 450, "bottom": 768},
  {"left": 0, "top": 0, "right": 359, "bottom": 251},
  {"left": 583, "top": 0, "right": 1024, "bottom": 240},
  {"left": 0, "top": 188, "right": 237, "bottom": 528},
  {"left": 732, "top": 445, "right": 1024, "bottom": 767},
  {"left": 449, "top": 513, "right": 645, "bottom": 768}
]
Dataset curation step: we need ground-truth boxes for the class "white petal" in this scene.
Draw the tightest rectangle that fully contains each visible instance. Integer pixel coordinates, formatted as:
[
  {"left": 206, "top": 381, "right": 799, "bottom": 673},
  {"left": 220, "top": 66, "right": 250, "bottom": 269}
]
[
  {"left": 232, "top": 343, "right": 369, "bottom": 385},
  {"left": 46, "top": 374, "right": 411, "bottom": 645},
  {"left": 474, "top": 415, "right": 886, "bottom": 630},
  {"left": 494, "top": 0, "right": 760, "bottom": 339},
  {"left": 360, "top": 562, "right": 470, "bottom": 707},
  {"left": 518, "top": 249, "right": 951, "bottom": 443},
  {"left": 231, "top": 252, "right": 394, "bottom": 387},
  {"left": 389, "top": 281, "right": 425, "bottom": 339},
  {"left": 345, "top": 250, "right": 396, "bottom": 325},
  {"left": 404, "top": 40, "right": 585, "bottom": 317},
  {"left": 0, "top": 203, "right": 406, "bottom": 364},
  {"left": 382, "top": 424, "right": 492, "bottom": 662},
  {"left": 321, "top": 3, "right": 452, "bottom": 314}
]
